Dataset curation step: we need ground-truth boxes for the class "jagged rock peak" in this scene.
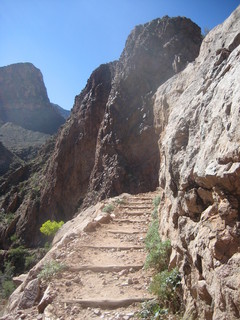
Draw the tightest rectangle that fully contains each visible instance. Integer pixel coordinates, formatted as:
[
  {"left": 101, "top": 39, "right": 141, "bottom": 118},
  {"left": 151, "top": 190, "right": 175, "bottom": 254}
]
[
  {"left": 120, "top": 15, "right": 202, "bottom": 78},
  {"left": 0, "top": 62, "right": 65, "bottom": 134}
]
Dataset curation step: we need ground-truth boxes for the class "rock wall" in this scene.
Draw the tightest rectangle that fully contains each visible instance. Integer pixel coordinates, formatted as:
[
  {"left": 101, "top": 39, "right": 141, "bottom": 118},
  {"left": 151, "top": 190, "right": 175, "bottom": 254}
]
[{"left": 153, "top": 6, "right": 240, "bottom": 319}]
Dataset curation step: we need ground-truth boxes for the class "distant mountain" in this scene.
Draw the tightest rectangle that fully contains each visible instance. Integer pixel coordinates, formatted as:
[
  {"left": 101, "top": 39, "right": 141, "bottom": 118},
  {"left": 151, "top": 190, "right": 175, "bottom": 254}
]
[
  {"left": 0, "top": 63, "right": 65, "bottom": 134},
  {"left": 0, "top": 122, "right": 50, "bottom": 161},
  {"left": 51, "top": 103, "right": 70, "bottom": 119}
]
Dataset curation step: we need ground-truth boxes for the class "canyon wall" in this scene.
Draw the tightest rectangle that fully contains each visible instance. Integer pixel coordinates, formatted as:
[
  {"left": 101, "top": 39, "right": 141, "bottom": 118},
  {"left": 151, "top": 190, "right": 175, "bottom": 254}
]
[{"left": 153, "top": 6, "right": 240, "bottom": 319}]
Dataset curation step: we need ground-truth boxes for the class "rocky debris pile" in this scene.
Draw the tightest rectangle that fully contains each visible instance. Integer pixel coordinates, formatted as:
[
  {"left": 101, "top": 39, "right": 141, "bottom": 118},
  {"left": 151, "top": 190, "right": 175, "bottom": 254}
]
[
  {"left": 153, "top": 5, "right": 240, "bottom": 320},
  {"left": 1, "top": 193, "right": 157, "bottom": 319}
]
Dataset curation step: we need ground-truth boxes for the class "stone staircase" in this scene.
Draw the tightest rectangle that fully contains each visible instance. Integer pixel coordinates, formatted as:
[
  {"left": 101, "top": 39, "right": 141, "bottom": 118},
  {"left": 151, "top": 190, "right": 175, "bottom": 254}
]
[
  {"left": 5, "top": 193, "right": 158, "bottom": 320},
  {"left": 42, "top": 192, "right": 157, "bottom": 319}
]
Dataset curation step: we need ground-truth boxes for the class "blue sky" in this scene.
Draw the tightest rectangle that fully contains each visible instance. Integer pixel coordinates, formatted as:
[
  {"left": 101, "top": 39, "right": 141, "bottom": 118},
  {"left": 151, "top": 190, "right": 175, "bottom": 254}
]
[{"left": 0, "top": 1, "right": 239, "bottom": 110}]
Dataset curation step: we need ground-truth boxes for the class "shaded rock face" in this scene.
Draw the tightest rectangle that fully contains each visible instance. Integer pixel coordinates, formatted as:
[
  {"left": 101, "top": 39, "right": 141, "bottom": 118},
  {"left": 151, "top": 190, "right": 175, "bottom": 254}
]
[
  {"left": 0, "top": 63, "right": 65, "bottom": 134},
  {"left": 35, "top": 16, "right": 202, "bottom": 229},
  {"left": 38, "top": 63, "right": 115, "bottom": 220},
  {"left": 154, "top": 5, "right": 240, "bottom": 319}
]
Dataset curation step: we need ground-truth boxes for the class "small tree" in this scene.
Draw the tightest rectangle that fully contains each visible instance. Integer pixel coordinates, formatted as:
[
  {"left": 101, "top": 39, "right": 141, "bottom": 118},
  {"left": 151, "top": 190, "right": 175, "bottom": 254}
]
[{"left": 40, "top": 220, "right": 64, "bottom": 237}]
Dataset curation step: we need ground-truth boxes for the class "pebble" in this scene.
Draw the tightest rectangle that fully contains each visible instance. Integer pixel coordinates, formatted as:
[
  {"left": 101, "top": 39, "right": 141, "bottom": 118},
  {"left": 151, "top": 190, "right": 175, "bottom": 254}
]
[
  {"left": 93, "top": 309, "right": 101, "bottom": 316},
  {"left": 65, "top": 280, "right": 72, "bottom": 286},
  {"left": 119, "top": 269, "right": 128, "bottom": 276},
  {"left": 73, "top": 276, "right": 82, "bottom": 284}
]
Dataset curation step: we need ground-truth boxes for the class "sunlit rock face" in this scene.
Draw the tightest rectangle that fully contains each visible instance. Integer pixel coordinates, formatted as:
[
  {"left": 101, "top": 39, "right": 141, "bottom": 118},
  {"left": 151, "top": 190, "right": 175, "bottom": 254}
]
[{"left": 154, "top": 5, "right": 240, "bottom": 319}]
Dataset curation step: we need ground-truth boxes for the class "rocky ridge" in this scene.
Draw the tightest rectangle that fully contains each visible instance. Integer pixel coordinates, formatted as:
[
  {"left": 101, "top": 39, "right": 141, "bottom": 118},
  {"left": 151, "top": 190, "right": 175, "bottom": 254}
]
[{"left": 153, "top": 5, "right": 240, "bottom": 319}]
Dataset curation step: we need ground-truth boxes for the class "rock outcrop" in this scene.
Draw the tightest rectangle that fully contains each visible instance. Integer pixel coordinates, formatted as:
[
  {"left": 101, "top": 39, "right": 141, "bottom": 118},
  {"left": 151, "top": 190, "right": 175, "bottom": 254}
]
[
  {"left": 0, "top": 63, "right": 65, "bottom": 134},
  {"left": 153, "top": 5, "right": 240, "bottom": 319}
]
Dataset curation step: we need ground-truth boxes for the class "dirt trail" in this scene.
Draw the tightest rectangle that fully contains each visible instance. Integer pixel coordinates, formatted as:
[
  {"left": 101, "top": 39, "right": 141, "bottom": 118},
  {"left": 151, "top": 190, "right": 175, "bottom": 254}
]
[{"left": 44, "top": 193, "right": 156, "bottom": 320}]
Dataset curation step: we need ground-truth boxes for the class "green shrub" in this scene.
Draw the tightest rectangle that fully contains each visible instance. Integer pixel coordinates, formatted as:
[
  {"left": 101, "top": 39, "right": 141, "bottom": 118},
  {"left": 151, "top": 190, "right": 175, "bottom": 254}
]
[
  {"left": 8, "top": 246, "right": 27, "bottom": 274},
  {"left": 1, "top": 280, "right": 15, "bottom": 298},
  {"left": 149, "top": 268, "right": 182, "bottom": 313},
  {"left": 153, "top": 195, "right": 161, "bottom": 208},
  {"left": 10, "top": 234, "right": 18, "bottom": 244},
  {"left": 144, "top": 219, "right": 171, "bottom": 271},
  {"left": 114, "top": 198, "right": 125, "bottom": 205},
  {"left": 40, "top": 220, "right": 64, "bottom": 237},
  {"left": 24, "top": 254, "right": 36, "bottom": 270},
  {"left": 151, "top": 208, "right": 158, "bottom": 219},
  {"left": 0, "top": 212, "right": 15, "bottom": 226},
  {"left": 143, "top": 213, "right": 182, "bottom": 317},
  {"left": 102, "top": 203, "right": 115, "bottom": 213},
  {"left": 138, "top": 300, "right": 168, "bottom": 319},
  {"left": 0, "top": 262, "right": 15, "bottom": 299},
  {"left": 38, "top": 260, "right": 66, "bottom": 280}
]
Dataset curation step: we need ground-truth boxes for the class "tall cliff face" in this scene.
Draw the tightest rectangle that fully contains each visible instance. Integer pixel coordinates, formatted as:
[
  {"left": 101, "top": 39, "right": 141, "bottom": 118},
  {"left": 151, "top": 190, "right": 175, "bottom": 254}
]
[
  {"left": 36, "top": 16, "right": 202, "bottom": 228},
  {"left": 0, "top": 63, "right": 65, "bottom": 134},
  {"left": 154, "top": 6, "right": 240, "bottom": 320}
]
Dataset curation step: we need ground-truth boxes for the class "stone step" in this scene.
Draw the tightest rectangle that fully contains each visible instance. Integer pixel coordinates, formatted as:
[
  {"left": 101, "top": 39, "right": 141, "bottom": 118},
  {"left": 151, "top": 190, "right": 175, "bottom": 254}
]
[
  {"left": 120, "top": 204, "right": 153, "bottom": 209},
  {"left": 106, "top": 229, "right": 146, "bottom": 235},
  {"left": 62, "top": 297, "right": 153, "bottom": 309},
  {"left": 81, "top": 245, "right": 145, "bottom": 250},
  {"left": 123, "top": 198, "right": 153, "bottom": 203},
  {"left": 114, "top": 219, "right": 148, "bottom": 224},
  {"left": 68, "top": 264, "right": 144, "bottom": 273},
  {"left": 121, "top": 211, "right": 151, "bottom": 216}
]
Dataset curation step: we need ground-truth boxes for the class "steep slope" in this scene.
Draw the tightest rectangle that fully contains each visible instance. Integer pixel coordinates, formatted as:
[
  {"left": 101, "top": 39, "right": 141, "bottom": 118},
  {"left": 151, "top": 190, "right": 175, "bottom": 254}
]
[
  {"left": 0, "top": 63, "right": 65, "bottom": 134},
  {"left": 153, "top": 5, "right": 240, "bottom": 320}
]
